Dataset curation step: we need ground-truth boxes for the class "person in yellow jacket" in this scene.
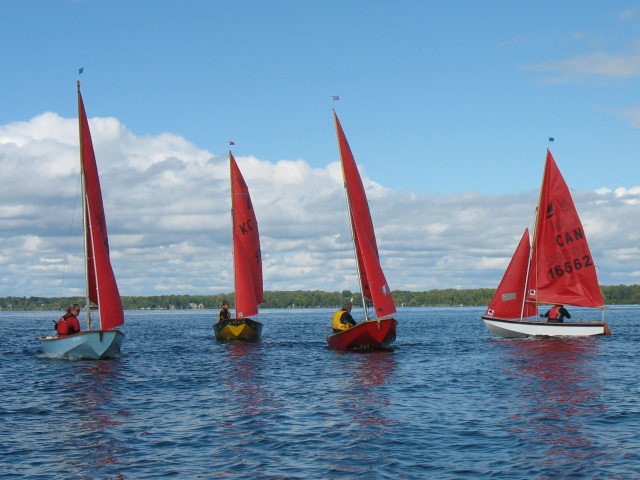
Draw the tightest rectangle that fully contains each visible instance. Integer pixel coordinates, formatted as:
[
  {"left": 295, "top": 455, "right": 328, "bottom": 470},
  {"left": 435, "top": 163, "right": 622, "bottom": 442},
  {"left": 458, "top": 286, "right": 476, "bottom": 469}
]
[{"left": 331, "top": 300, "right": 357, "bottom": 333}]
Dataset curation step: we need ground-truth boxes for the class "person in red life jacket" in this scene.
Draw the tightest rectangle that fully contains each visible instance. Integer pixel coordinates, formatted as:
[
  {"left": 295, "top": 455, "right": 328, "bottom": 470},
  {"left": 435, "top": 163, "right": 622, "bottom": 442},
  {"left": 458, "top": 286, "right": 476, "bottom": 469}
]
[
  {"left": 331, "top": 300, "right": 357, "bottom": 333},
  {"left": 541, "top": 304, "right": 571, "bottom": 323},
  {"left": 55, "top": 303, "right": 81, "bottom": 336}
]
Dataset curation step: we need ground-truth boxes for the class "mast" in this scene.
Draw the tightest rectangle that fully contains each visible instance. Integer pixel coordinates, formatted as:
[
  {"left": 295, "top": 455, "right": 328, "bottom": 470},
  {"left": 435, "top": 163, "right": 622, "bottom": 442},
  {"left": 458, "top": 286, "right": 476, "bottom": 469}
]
[
  {"left": 229, "top": 151, "right": 237, "bottom": 320},
  {"left": 518, "top": 150, "right": 549, "bottom": 321},
  {"left": 525, "top": 149, "right": 551, "bottom": 317},
  {"left": 518, "top": 213, "right": 535, "bottom": 321},
  {"left": 333, "top": 110, "right": 369, "bottom": 320},
  {"left": 77, "top": 81, "right": 92, "bottom": 330},
  {"left": 530, "top": 150, "right": 550, "bottom": 256}
]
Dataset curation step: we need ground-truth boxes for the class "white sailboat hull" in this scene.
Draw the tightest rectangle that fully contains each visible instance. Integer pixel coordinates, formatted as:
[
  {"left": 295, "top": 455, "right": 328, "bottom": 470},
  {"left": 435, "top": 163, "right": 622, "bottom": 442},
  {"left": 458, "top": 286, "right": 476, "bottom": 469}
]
[
  {"left": 40, "top": 330, "right": 124, "bottom": 359},
  {"left": 481, "top": 317, "right": 610, "bottom": 339}
]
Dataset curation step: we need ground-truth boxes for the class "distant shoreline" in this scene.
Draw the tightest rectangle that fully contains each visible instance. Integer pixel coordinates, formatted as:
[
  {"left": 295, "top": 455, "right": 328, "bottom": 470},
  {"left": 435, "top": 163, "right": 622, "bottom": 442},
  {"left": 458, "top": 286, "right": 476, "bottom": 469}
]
[{"left": 2, "top": 285, "right": 639, "bottom": 311}]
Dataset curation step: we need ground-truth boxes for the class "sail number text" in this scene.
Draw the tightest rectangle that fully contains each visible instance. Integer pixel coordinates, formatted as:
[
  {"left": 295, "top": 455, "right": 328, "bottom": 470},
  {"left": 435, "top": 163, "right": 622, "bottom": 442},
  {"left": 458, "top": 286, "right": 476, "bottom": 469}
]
[
  {"left": 547, "top": 255, "right": 593, "bottom": 280},
  {"left": 544, "top": 227, "right": 595, "bottom": 280}
]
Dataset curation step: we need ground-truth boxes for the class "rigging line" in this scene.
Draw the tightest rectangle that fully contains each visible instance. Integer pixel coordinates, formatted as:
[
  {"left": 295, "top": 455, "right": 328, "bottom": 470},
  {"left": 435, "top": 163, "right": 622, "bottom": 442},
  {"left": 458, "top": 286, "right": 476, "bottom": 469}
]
[
  {"left": 337, "top": 190, "right": 348, "bottom": 306},
  {"left": 58, "top": 175, "right": 82, "bottom": 297},
  {"left": 214, "top": 203, "right": 233, "bottom": 299},
  {"left": 216, "top": 155, "right": 233, "bottom": 302}
]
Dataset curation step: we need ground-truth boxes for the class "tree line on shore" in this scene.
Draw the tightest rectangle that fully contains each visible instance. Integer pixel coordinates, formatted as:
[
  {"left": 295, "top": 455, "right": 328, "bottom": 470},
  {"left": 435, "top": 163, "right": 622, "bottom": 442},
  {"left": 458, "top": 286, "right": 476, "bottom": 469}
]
[{"left": 1, "top": 285, "right": 639, "bottom": 311}]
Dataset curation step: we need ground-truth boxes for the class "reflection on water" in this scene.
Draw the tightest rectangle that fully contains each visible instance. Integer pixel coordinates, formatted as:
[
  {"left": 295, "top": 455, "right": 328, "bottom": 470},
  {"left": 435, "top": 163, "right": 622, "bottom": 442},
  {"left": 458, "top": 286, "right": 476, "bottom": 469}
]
[
  {"left": 328, "top": 349, "right": 399, "bottom": 468},
  {"left": 42, "top": 359, "right": 127, "bottom": 479},
  {"left": 211, "top": 342, "right": 280, "bottom": 477},
  {"left": 498, "top": 337, "right": 607, "bottom": 471},
  {"left": 353, "top": 351, "right": 397, "bottom": 388},
  {"left": 75, "top": 361, "right": 127, "bottom": 477},
  {"left": 352, "top": 352, "right": 398, "bottom": 441},
  {"left": 219, "top": 342, "right": 267, "bottom": 419},
  {"left": 78, "top": 362, "right": 127, "bottom": 469},
  {"left": 215, "top": 341, "right": 271, "bottom": 475}
]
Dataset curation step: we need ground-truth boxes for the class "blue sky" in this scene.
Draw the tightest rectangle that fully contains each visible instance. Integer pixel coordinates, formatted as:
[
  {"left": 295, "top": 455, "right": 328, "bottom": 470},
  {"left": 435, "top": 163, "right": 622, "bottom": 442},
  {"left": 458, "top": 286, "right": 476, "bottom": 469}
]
[
  {"left": 1, "top": 1, "right": 639, "bottom": 298},
  {"left": 5, "top": 0, "right": 640, "bottom": 193}
]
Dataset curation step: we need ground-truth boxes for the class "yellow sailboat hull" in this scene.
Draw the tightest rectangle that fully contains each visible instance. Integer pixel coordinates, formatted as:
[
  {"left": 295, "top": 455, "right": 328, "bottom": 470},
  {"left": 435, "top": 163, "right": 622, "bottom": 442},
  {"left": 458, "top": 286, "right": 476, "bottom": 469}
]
[{"left": 213, "top": 318, "right": 262, "bottom": 341}]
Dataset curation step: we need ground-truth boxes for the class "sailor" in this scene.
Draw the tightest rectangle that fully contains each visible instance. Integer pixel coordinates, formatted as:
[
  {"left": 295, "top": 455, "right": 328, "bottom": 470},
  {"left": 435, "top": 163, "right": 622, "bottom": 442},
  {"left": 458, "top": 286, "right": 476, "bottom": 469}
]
[
  {"left": 218, "top": 299, "right": 231, "bottom": 323},
  {"left": 541, "top": 304, "right": 571, "bottom": 323},
  {"left": 331, "top": 300, "right": 357, "bottom": 333},
  {"left": 55, "top": 304, "right": 81, "bottom": 335}
]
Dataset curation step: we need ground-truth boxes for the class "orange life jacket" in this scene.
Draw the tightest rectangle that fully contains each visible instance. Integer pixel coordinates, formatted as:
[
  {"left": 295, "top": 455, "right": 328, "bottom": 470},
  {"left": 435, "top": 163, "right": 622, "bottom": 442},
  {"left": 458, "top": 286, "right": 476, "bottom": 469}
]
[{"left": 549, "top": 305, "right": 562, "bottom": 320}]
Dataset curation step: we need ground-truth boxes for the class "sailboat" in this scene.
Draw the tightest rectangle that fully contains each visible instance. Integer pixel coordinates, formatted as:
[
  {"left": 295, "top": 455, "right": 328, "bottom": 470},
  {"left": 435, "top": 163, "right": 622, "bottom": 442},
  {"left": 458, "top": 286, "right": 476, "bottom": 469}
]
[
  {"left": 327, "top": 110, "right": 397, "bottom": 350},
  {"left": 213, "top": 152, "right": 264, "bottom": 341},
  {"left": 40, "top": 82, "right": 125, "bottom": 359},
  {"left": 481, "top": 149, "right": 610, "bottom": 338}
]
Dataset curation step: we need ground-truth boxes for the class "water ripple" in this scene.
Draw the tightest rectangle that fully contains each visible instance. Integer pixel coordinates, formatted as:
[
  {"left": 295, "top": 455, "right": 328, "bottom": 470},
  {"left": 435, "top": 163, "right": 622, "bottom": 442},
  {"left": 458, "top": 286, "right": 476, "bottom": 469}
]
[{"left": 1, "top": 307, "right": 640, "bottom": 478}]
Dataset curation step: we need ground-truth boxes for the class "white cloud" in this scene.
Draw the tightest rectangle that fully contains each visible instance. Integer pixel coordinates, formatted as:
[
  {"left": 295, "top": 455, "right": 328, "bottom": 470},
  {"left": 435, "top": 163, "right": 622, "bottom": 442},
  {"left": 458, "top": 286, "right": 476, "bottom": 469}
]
[
  {"left": 524, "top": 42, "right": 640, "bottom": 83},
  {"left": 619, "top": 8, "right": 640, "bottom": 21},
  {"left": 0, "top": 113, "right": 638, "bottom": 297}
]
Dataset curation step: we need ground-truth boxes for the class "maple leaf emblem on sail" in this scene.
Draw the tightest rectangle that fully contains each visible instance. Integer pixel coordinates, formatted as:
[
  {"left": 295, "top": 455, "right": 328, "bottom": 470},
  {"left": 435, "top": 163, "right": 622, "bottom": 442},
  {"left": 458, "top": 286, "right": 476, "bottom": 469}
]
[{"left": 545, "top": 202, "right": 555, "bottom": 219}]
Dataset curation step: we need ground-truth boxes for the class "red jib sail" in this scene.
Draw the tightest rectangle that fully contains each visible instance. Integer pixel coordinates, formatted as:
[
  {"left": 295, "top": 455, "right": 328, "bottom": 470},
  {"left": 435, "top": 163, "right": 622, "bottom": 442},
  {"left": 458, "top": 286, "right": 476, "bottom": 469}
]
[
  {"left": 527, "top": 150, "right": 604, "bottom": 308},
  {"left": 230, "top": 152, "right": 263, "bottom": 319},
  {"left": 78, "top": 84, "right": 124, "bottom": 330},
  {"left": 333, "top": 111, "right": 396, "bottom": 318},
  {"left": 485, "top": 229, "right": 538, "bottom": 319}
]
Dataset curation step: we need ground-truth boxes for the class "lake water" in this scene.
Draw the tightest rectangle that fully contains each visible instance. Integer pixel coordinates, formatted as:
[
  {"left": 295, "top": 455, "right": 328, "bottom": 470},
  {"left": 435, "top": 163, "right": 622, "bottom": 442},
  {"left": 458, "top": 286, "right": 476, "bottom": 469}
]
[{"left": 1, "top": 306, "right": 640, "bottom": 479}]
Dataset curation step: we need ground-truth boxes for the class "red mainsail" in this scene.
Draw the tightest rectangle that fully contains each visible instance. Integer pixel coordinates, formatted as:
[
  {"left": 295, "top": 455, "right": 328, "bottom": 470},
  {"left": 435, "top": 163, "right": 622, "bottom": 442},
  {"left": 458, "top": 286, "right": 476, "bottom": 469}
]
[
  {"left": 527, "top": 150, "right": 604, "bottom": 308},
  {"left": 333, "top": 111, "right": 396, "bottom": 318},
  {"left": 230, "top": 153, "right": 263, "bottom": 319},
  {"left": 78, "top": 84, "right": 124, "bottom": 330},
  {"left": 485, "top": 229, "right": 538, "bottom": 319}
]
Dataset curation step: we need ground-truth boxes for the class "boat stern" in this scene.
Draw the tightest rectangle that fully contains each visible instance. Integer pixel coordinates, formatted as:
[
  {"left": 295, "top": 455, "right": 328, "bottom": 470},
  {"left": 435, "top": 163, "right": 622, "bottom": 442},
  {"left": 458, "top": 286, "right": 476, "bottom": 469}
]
[
  {"left": 213, "top": 318, "right": 263, "bottom": 341},
  {"left": 327, "top": 317, "right": 397, "bottom": 350}
]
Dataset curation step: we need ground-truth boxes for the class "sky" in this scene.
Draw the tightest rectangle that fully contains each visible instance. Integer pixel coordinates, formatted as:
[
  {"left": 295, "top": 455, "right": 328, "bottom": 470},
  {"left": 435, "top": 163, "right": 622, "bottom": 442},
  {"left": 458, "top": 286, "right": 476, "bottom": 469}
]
[{"left": 1, "top": 1, "right": 639, "bottom": 298}]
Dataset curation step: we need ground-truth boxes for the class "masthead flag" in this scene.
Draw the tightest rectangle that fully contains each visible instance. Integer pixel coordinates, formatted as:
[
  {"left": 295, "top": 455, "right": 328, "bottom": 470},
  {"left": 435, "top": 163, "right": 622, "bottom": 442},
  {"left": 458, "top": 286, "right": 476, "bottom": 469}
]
[
  {"left": 332, "top": 95, "right": 339, "bottom": 101},
  {"left": 78, "top": 67, "right": 84, "bottom": 75},
  {"left": 229, "top": 141, "right": 235, "bottom": 145},
  {"left": 548, "top": 137, "right": 554, "bottom": 142}
]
